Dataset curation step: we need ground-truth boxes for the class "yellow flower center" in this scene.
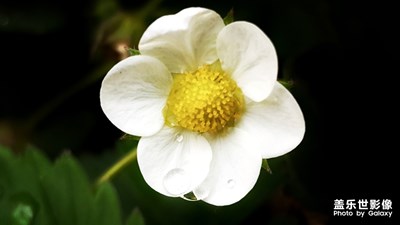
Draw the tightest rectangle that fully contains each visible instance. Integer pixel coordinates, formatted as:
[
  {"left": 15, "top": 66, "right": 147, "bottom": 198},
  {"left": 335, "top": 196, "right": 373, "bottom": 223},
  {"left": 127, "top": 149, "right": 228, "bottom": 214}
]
[{"left": 164, "top": 61, "right": 244, "bottom": 134}]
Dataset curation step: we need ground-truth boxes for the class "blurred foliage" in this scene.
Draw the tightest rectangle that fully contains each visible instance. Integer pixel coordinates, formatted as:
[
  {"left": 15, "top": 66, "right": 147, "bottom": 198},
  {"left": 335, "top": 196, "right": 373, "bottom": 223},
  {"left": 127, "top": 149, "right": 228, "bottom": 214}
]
[
  {"left": 1, "top": 142, "right": 327, "bottom": 225},
  {"left": 0, "top": 145, "right": 145, "bottom": 225}
]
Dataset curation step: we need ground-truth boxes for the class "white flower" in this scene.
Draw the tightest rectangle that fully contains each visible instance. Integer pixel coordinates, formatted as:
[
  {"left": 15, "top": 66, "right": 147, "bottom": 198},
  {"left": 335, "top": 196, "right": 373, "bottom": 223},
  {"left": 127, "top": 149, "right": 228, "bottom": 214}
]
[{"left": 100, "top": 7, "right": 305, "bottom": 206}]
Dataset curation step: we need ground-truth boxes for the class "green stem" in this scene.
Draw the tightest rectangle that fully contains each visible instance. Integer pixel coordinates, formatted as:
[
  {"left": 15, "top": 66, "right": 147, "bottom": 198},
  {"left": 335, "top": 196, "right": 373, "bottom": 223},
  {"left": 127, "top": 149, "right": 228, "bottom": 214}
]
[{"left": 96, "top": 149, "right": 137, "bottom": 185}]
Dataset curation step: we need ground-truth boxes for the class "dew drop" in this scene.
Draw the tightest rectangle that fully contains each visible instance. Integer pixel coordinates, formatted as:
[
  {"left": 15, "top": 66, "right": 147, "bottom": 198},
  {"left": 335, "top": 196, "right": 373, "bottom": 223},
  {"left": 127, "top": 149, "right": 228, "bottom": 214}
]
[
  {"left": 163, "top": 168, "right": 190, "bottom": 195},
  {"left": 12, "top": 203, "right": 34, "bottom": 225},
  {"left": 9, "top": 192, "right": 39, "bottom": 225},
  {"left": 175, "top": 133, "right": 184, "bottom": 142},
  {"left": 227, "top": 179, "right": 236, "bottom": 189}
]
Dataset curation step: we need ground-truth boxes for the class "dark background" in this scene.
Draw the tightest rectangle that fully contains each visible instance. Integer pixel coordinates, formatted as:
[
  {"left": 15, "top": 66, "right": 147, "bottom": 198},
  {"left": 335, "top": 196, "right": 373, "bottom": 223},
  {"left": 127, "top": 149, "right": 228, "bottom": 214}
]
[{"left": 1, "top": 0, "right": 398, "bottom": 224}]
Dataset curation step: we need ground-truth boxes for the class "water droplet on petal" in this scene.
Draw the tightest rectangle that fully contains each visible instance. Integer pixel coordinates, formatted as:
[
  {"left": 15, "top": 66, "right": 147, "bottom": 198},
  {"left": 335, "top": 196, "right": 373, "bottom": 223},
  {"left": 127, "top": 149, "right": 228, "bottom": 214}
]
[
  {"left": 175, "top": 133, "right": 184, "bottom": 142},
  {"left": 227, "top": 179, "right": 236, "bottom": 189},
  {"left": 163, "top": 168, "right": 190, "bottom": 195}
]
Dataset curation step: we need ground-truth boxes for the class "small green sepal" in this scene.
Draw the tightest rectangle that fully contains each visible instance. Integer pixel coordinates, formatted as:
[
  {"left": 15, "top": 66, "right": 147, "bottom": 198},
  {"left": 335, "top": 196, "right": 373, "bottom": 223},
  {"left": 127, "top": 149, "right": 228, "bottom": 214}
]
[
  {"left": 120, "top": 134, "right": 140, "bottom": 141},
  {"left": 126, "top": 47, "right": 141, "bottom": 56},
  {"left": 278, "top": 80, "right": 294, "bottom": 90},
  {"left": 262, "top": 159, "right": 273, "bottom": 174},
  {"left": 223, "top": 8, "right": 234, "bottom": 25}
]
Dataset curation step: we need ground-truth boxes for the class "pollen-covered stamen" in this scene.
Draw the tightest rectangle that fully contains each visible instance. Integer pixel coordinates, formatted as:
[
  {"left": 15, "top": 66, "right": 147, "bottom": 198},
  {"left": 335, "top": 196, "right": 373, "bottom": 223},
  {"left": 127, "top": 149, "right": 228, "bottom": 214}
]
[{"left": 164, "top": 61, "right": 244, "bottom": 133}]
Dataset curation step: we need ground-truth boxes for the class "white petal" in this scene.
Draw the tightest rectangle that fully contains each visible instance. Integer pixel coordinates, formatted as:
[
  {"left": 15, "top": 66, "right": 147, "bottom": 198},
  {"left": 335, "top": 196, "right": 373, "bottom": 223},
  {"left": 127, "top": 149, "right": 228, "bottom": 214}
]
[
  {"left": 137, "top": 126, "right": 212, "bottom": 197},
  {"left": 238, "top": 82, "right": 305, "bottom": 158},
  {"left": 217, "top": 21, "right": 278, "bottom": 102},
  {"left": 139, "top": 7, "right": 225, "bottom": 73},
  {"left": 100, "top": 56, "right": 172, "bottom": 137},
  {"left": 195, "top": 128, "right": 262, "bottom": 206}
]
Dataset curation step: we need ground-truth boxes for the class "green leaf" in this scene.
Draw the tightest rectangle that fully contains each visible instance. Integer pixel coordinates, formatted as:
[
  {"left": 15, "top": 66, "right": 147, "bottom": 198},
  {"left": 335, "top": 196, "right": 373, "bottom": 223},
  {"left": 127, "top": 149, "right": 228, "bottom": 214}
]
[
  {"left": 21, "top": 146, "right": 51, "bottom": 179},
  {"left": 21, "top": 149, "right": 53, "bottom": 225},
  {"left": 0, "top": 146, "right": 130, "bottom": 225},
  {"left": 0, "top": 146, "right": 14, "bottom": 186},
  {"left": 223, "top": 8, "right": 234, "bottom": 25},
  {"left": 93, "top": 182, "right": 122, "bottom": 225},
  {"left": 0, "top": 183, "right": 4, "bottom": 201},
  {"left": 40, "top": 153, "right": 94, "bottom": 225},
  {"left": 0, "top": 147, "right": 50, "bottom": 225},
  {"left": 125, "top": 208, "right": 145, "bottom": 225}
]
